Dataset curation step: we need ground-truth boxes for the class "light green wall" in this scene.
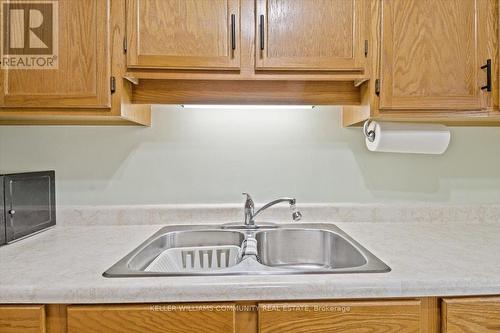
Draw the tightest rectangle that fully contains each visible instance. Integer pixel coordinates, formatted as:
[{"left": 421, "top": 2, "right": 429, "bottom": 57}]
[{"left": 1, "top": 105, "right": 500, "bottom": 205}]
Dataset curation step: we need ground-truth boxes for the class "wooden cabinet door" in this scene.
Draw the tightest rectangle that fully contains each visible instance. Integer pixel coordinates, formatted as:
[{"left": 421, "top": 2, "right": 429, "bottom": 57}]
[
  {"left": 255, "top": 0, "right": 367, "bottom": 71},
  {"left": 67, "top": 303, "right": 236, "bottom": 333},
  {"left": 379, "top": 0, "right": 488, "bottom": 111},
  {"left": 0, "top": 305, "right": 45, "bottom": 333},
  {"left": 443, "top": 297, "right": 500, "bottom": 333},
  {"left": 258, "top": 300, "right": 424, "bottom": 333},
  {"left": 127, "top": 0, "right": 240, "bottom": 70},
  {"left": 0, "top": 0, "right": 110, "bottom": 109}
]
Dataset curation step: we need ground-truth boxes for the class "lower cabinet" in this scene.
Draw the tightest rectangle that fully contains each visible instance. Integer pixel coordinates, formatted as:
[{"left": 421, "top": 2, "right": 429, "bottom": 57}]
[
  {"left": 442, "top": 297, "right": 500, "bottom": 333},
  {"left": 65, "top": 299, "right": 437, "bottom": 333},
  {"left": 0, "top": 305, "right": 45, "bottom": 333},
  {"left": 67, "top": 303, "right": 236, "bottom": 333},
  {"left": 3, "top": 297, "right": 500, "bottom": 333},
  {"left": 259, "top": 300, "right": 432, "bottom": 333}
]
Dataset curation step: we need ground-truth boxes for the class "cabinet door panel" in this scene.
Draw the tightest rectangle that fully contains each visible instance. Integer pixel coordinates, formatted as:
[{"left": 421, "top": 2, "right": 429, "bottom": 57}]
[
  {"left": 255, "top": 0, "right": 366, "bottom": 71},
  {"left": 0, "top": 305, "right": 45, "bottom": 333},
  {"left": 259, "top": 300, "right": 421, "bottom": 333},
  {"left": 380, "top": 0, "right": 486, "bottom": 111},
  {"left": 127, "top": 0, "right": 240, "bottom": 69},
  {"left": 443, "top": 297, "right": 500, "bottom": 333},
  {"left": 67, "top": 303, "right": 236, "bottom": 333},
  {"left": 0, "top": 0, "right": 110, "bottom": 108}
]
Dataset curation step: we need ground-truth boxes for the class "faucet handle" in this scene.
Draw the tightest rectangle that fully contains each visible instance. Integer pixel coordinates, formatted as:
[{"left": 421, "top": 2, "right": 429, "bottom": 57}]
[
  {"left": 242, "top": 193, "right": 255, "bottom": 226},
  {"left": 242, "top": 192, "right": 254, "bottom": 209}
]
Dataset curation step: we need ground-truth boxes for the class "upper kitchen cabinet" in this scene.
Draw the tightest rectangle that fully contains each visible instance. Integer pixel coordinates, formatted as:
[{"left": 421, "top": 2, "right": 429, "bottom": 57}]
[
  {"left": 378, "top": 0, "right": 490, "bottom": 111},
  {"left": 255, "top": 0, "right": 368, "bottom": 72},
  {"left": 126, "top": 0, "right": 241, "bottom": 70},
  {"left": 0, "top": 0, "right": 110, "bottom": 108},
  {"left": 0, "top": 0, "right": 151, "bottom": 125},
  {"left": 342, "top": 0, "right": 500, "bottom": 126},
  {"left": 126, "top": 0, "right": 366, "bottom": 105}
]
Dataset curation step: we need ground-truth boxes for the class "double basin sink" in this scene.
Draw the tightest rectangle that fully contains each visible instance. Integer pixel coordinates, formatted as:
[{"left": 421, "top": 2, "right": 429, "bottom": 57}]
[{"left": 104, "top": 223, "right": 390, "bottom": 277}]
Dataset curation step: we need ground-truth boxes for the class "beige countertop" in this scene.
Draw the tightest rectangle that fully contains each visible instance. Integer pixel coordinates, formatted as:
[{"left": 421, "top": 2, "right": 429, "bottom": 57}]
[{"left": 1, "top": 221, "right": 500, "bottom": 303}]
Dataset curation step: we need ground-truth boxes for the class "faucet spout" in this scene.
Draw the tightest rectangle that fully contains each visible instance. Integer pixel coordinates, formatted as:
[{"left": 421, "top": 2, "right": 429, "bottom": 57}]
[
  {"left": 253, "top": 198, "right": 296, "bottom": 220},
  {"left": 241, "top": 193, "right": 302, "bottom": 228}
]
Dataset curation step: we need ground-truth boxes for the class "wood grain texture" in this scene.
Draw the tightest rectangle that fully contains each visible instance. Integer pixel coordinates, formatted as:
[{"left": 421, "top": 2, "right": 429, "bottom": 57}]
[
  {"left": 0, "top": 113, "right": 150, "bottom": 125},
  {"left": 344, "top": 108, "right": 500, "bottom": 126},
  {"left": 67, "top": 303, "right": 236, "bottom": 333},
  {"left": 343, "top": 0, "right": 500, "bottom": 127},
  {"left": 496, "top": 0, "right": 500, "bottom": 110},
  {"left": 484, "top": 0, "right": 497, "bottom": 110},
  {"left": 0, "top": 0, "right": 110, "bottom": 108},
  {"left": 442, "top": 297, "right": 500, "bottom": 333},
  {"left": 379, "top": 0, "right": 485, "bottom": 110},
  {"left": 127, "top": 0, "right": 240, "bottom": 69},
  {"left": 0, "top": 0, "right": 151, "bottom": 126},
  {"left": 342, "top": 0, "right": 379, "bottom": 126},
  {"left": 421, "top": 297, "right": 440, "bottom": 333},
  {"left": 125, "top": 0, "right": 368, "bottom": 81},
  {"left": 258, "top": 300, "right": 421, "bottom": 333},
  {"left": 46, "top": 305, "right": 66, "bottom": 333},
  {"left": 342, "top": 104, "right": 370, "bottom": 126},
  {"left": 110, "top": 0, "right": 151, "bottom": 126},
  {"left": 132, "top": 80, "right": 361, "bottom": 105},
  {"left": 0, "top": 300, "right": 437, "bottom": 333},
  {"left": 0, "top": 305, "right": 46, "bottom": 333},
  {"left": 125, "top": 70, "right": 368, "bottom": 81},
  {"left": 255, "top": 0, "right": 366, "bottom": 71},
  {"left": 267, "top": 0, "right": 354, "bottom": 58},
  {"left": 235, "top": 302, "right": 258, "bottom": 333}
]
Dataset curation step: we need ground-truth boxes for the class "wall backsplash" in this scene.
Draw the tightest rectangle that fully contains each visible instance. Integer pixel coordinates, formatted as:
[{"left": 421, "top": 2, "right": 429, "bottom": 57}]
[{"left": 1, "top": 105, "right": 500, "bottom": 206}]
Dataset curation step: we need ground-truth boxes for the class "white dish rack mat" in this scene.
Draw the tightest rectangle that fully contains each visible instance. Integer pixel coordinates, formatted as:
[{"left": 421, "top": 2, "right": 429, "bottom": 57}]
[{"left": 145, "top": 245, "right": 241, "bottom": 272}]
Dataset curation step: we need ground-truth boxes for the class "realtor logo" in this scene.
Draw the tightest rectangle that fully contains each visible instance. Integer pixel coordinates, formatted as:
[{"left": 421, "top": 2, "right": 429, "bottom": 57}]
[{"left": 0, "top": 0, "right": 58, "bottom": 69}]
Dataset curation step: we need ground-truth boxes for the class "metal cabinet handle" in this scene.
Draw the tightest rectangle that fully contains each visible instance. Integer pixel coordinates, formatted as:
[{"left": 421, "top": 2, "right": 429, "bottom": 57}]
[
  {"left": 481, "top": 59, "right": 491, "bottom": 92},
  {"left": 259, "top": 14, "right": 265, "bottom": 50},
  {"left": 8, "top": 209, "right": 15, "bottom": 216},
  {"left": 231, "top": 14, "right": 236, "bottom": 50}
]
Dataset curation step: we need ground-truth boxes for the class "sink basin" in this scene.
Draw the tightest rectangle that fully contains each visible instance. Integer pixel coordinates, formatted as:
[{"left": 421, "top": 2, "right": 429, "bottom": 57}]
[
  {"left": 128, "top": 230, "right": 245, "bottom": 272},
  {"left": 104, "top": 223, "right": 390, "bottom": 277},
  {"left": 255, "top": 229, "right": 367, "bottom": 270}
]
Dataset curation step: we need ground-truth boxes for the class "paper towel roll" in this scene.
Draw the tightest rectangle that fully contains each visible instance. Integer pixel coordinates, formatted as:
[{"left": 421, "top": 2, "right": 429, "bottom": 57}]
[{"left": 365, "top": 121, "right": 450, "bottom": 154}]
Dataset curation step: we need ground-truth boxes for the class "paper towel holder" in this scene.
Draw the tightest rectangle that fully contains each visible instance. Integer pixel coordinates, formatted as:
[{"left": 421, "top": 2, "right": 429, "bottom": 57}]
[{"left": 363, "top": 120, "right": 376, "bottom": 142}]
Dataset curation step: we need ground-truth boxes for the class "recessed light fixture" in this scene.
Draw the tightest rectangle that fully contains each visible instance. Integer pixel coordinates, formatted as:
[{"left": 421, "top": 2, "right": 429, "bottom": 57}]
[{"left": 181, "top": 104, "right": 316, "bottom": 110}]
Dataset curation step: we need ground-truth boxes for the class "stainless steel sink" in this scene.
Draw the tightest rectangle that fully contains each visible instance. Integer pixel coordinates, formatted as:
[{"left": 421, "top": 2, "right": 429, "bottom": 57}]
[
  {"left": 104, "top": 223, "right": 390, "bottom": 277},
  {"left": 256, "top": 229, "right": 367, "bottom": 270}
]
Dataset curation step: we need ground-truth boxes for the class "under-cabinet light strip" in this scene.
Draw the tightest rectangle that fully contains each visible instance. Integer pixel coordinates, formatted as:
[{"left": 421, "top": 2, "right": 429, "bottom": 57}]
[{"left": 181, "top": 104, "right": 316, "bottom": 110}]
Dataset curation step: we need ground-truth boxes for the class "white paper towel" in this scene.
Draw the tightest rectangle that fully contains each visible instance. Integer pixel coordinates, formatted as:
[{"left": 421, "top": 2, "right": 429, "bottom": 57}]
[{"left": 365, "top": 121, "right": 450, "bottom": 154}]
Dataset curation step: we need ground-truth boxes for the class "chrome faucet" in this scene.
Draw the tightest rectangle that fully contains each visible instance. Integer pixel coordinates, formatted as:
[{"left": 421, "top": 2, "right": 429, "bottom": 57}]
[{"left": 242, "top": 193, "right": 302, "bottom": 228}]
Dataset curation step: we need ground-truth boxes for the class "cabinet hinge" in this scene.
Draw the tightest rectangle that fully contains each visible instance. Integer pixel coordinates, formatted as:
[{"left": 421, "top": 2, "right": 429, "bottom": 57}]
[
  {"left": 110, "top": 76, "right": 116, "bottom": 94},
  {"left": 364, "top": 40, "right": 368, "bottom": 57},
  {"left": 123, "top": 37, "right": 127, "bottom": 53},
  {"left": 375, "top": 79, "right": 380, "bottom": 96}
]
